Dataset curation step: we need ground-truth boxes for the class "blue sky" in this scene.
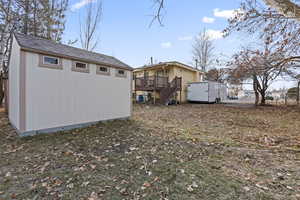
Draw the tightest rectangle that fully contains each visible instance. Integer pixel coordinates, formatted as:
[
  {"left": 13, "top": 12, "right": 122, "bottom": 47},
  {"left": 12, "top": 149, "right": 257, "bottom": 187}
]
[
  {"left": 64, "top": 0, "right": 297, "bottom": 89},
  {"left": 64, "top": 0, "right": 243, "bottom": 66}
]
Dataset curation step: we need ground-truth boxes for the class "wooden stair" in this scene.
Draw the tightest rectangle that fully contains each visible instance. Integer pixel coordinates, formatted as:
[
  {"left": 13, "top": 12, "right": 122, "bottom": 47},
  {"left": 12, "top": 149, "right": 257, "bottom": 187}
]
[{"left": 159, "top": 77, "right": 182, "bottom": 105}]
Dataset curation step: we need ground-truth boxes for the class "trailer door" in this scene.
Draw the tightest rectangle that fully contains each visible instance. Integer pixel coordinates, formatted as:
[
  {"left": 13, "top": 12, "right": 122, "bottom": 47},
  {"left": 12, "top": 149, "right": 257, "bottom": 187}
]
[
  {"left": 208, "top": 82, "right": 218, "bottom": 103},
  {"left": 187, "top": 83, "right": 209, "bottom": 102}
]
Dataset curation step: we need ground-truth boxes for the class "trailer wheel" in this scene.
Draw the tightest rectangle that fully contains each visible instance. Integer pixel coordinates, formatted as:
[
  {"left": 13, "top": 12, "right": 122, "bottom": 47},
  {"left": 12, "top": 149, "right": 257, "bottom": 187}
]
[{"left": 215, "top": 98, "right": 221, "bottom": 104}]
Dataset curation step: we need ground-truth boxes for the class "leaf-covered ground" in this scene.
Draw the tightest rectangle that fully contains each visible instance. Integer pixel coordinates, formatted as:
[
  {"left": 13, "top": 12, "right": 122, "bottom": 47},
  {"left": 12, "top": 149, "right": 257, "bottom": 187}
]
[{"left": 0, "top": 104, "right": 300, "bottom": 200}]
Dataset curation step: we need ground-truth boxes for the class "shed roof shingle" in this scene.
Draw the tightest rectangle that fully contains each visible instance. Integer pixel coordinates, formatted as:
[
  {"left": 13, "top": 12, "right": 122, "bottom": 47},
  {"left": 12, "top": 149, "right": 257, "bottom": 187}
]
[{"left": 14, "top": 33, "right": 132, "bottom": 70}]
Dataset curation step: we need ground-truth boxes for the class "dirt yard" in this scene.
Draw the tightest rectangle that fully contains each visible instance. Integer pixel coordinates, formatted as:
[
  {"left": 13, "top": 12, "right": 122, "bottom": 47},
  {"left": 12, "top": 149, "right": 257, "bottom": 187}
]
[{"left": 0, "top": 104, "right": 300, "bottom": 200}]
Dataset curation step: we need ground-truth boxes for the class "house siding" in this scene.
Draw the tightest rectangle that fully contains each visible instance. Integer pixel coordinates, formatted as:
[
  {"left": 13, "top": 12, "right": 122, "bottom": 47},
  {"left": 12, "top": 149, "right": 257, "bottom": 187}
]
[
  {"left": 172, "top": 67, "right": 199, "bottom": 102},
  {"left": 134, "top": 64, "right": 203, "bottom": 102}
]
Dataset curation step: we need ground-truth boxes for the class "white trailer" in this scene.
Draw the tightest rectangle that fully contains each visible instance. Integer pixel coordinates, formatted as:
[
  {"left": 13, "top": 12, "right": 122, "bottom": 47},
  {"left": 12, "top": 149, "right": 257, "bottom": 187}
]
[{"left": 187, "top": 81, "right": 227, "bottom": 103}]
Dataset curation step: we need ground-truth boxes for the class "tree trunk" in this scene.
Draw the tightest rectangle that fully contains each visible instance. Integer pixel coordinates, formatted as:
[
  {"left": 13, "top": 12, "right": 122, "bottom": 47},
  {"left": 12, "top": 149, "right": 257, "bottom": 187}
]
[
  {"left": 260, "top": 95, "right": 266, "bottom": 106},
  {"left": 0, "top": 74, "right": 4, "bottom": 106},
  {"left": 24, "top": 0, "right": 29, "bottom": 34},
  {"left": 260, "top": 91, "right": 266, "bottom": 105},
  {"left": 253, "top": 77, "right": 259, "bottom": 106},
  {"left": 33, "top": 0, "right": 37, "bottom": 36},
  {"left": 254, "top": 90, "right": 259, "bottom": 106},
  {"left": 297, "top": 81, "right": 300, "bottom": 106}
]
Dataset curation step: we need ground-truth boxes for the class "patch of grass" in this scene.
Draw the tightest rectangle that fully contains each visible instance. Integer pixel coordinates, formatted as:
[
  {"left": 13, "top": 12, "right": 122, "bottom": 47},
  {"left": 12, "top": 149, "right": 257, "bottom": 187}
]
[{"left": 0, "top": 104, "right": 300, "bottom": 199}]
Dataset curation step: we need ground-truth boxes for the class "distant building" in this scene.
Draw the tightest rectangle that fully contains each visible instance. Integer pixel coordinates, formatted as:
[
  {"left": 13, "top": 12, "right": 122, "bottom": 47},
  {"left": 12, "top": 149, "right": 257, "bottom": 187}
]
[
  {"left": 269, "top": 89, "right": 287, "bottom": 100},
  {"left": 133, "top": 61, "right": 204, "bottom": 104},
  {"left": 228, "top": 84, "right": 243, "bottom": 98},
  {"left": 243, "top": 90, "right": 255, "bottom": 97}
]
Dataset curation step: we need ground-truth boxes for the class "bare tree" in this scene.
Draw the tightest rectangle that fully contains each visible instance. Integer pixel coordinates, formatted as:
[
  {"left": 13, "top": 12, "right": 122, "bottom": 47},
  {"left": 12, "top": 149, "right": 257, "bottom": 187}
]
[
  {"left": 0, "top": 0, "right": 20, "bottom": 106},
  {"left": 0, "top": 0, "right": 68, "bottom": 107},
  {"left": 263, "top": 0, "right": 300, "bottom": 19},
  {"left": 224, "top": 0, "right": 300, "bottom": 62},
  {"left": 192, "top": 29, "right": 215, "bottom": 72},
  {"left": 150, "top": 0, "right": 300, "bottom": 25},
  {"left": 79, "top": 0, "right": 102, "bottom": 51},
  {"left": 229, "top": 41, "right": 298, "bottom": 105},
  {"left": 150, "top": 0, "right": 165, "bottom": 26},
  {"left": 224, "top": 0, "right": 300, "bottom": 105},
  {"left": 206, "top": 68, "right": 228, "bottom": 82}
]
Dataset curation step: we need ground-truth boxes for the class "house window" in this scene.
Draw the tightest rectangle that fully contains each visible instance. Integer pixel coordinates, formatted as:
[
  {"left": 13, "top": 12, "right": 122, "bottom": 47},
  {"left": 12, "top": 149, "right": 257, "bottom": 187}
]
[
  {"left": 39, "top": 54, "right": 62, "bottom": 70},
  {"left": 96, "top": 65, "right": 110, "bottom": 75},
  {"left": 157, "top": 69, "right": 169, "bottom": 77},
  {"left": 72, "top": 61, "right": 89, "bottom": 73},
  {"left": 116, "top": 69, "right": 127, "bottom": 78}
]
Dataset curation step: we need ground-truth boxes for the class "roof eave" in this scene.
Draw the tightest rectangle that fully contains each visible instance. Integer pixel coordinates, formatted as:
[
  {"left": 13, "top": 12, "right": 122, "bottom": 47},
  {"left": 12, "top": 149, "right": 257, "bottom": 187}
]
[
  {"left": 134, "top": 63, "right": 170, "bottom": 72},
  {"left": 20, "top": 46, "right": 133, "bottom": 71},
  {"left": 134, "top": 62, "right": 204, "bottom": 73}
]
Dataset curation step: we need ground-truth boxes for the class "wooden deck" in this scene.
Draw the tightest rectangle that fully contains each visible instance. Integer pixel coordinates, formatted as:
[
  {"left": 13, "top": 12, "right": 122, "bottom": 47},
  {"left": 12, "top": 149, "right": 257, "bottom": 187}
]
[
  {"left": 134, "top": 75, "right": 182, "bottom": 104},
  {"left": 135, "top": 75, "right": 181, "bottom": 91}
]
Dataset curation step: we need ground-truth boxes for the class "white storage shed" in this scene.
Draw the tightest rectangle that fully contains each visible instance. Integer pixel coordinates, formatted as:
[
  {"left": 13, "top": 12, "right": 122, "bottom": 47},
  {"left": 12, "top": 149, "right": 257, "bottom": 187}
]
[{"left": 9, "top": 33, "right": 133, "bottom": 136}]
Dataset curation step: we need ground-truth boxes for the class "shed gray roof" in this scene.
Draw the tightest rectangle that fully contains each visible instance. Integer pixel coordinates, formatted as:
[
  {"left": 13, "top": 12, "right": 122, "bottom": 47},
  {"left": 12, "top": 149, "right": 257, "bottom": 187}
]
[{"left": 14, "top": 33, "right": 132, "bottom": 70}]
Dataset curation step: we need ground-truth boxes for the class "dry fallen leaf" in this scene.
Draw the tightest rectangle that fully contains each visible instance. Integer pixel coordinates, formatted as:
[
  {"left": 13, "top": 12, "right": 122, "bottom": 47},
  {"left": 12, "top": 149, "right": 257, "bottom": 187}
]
[
  {"left": 5, "top": 172, "right": 11, "bottom": 177},
  {"left": 90, "top": 164, "right": 97, "bottom": 169},
  {"left": 82, "top": 181, "right": 90, "bottom": 187},
  {"left": 88, "top": 192, "right": 98, "bottom": 200},
  {"left": 42, "top": 182, "right": 47, "bottom": 187},
  {"left": 120, "top": 188, "right": 128, "bottom": 195},
  {"left": 11, "top": 193, "right": 16, "bottom": 199},
  {"left": 143, "top": 182, "right": 151, "bottom": 187},
  {"left": 187, "top": 185, "right": 194, "bottom": 192},
  {"left": 255, "top": 184, "right": 269, "bottom": 190}
]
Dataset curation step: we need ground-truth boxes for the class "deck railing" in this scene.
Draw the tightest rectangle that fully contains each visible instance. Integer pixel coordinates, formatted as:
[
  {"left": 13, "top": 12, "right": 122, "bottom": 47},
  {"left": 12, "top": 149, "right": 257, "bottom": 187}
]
[
  {"left": 135, "top": 75, "right": 169, "bottom": 91},
  {"left": 134, "top": 75, "right": 182, "bottom": 104},
  {"left": 159, "top": 76, "right": 182, "bottom": 104}
]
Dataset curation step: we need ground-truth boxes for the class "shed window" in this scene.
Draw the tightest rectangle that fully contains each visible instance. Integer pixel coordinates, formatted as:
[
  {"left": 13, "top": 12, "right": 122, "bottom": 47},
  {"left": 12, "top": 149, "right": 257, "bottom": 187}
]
[
  {"left": 71, "top": 61, "right": 90, "bottom": 73},
  {"left": 100, "top": 66, "right": 108, "bottom": 72},
  {"left": 96, "top": 65, "right": 110, "bottom": 75},
  {"left": 116, "top": 69, "right": 127, "bottom": 78},
  {"left": 43, "top": 56, "right": 59, "bottom": 65},
  {"left": 39, "top": 55, "right": 62, "bottom": 70},
  {"left": 118, "top": 70, "right": 125, "bottom": 75},
  {"left": 75, "top": 62, "right": 87, "bottom": 69}
]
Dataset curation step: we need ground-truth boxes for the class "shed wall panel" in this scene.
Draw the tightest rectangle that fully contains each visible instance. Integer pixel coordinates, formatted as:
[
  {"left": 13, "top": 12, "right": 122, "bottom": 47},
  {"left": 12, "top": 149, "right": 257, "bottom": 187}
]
[
  {"left": 25, "top": 52, "right": 131, "bottom": 132},
  {"left": 8, "top": 36, "right": 21, "bottom": 129}
]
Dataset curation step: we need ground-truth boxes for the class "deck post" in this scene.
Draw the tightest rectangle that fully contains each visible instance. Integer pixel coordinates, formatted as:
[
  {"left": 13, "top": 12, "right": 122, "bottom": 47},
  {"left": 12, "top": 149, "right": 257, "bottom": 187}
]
[
  {"left": 180, "top": 90, "right": 182, "bottom": 104},
  {"left": 179, "top": 77, "right": 182, "bottom": 104}
]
